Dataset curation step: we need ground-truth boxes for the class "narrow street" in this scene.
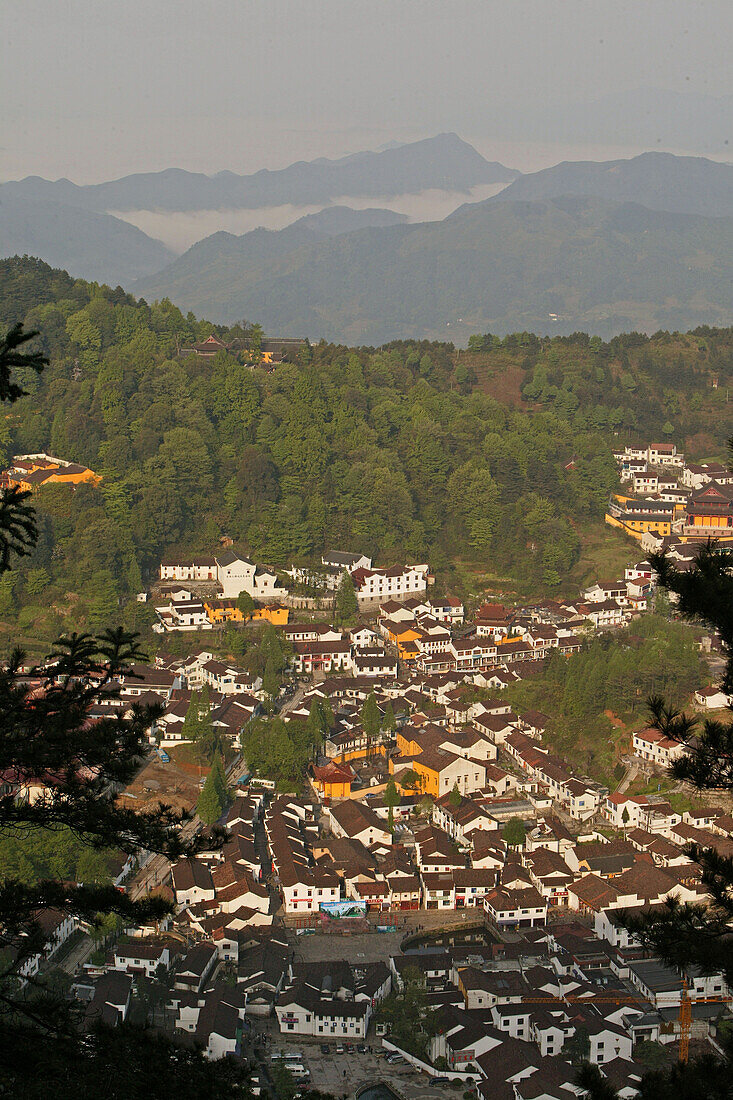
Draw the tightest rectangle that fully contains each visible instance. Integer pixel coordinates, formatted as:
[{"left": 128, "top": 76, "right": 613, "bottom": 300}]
[
  {"left": 56, "top": 930, "right": 96, "bottom": 976},
  {"left": 277, "top": 680, "right": 308, "bottom": 719}
]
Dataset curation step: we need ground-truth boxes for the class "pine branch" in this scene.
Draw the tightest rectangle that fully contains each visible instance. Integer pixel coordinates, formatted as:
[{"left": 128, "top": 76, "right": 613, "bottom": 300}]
[{"left": 0, "top": 322, "right": 48, "bottom": 403}]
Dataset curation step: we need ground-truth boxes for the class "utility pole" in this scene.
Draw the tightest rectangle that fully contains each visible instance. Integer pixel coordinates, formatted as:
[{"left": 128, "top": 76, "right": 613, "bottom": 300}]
[{"left": 679, "top": 977, "right": 691, "bottom": 1064}]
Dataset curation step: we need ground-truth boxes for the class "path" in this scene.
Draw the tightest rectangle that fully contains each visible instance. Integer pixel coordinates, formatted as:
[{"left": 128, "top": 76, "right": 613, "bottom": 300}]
[
  {"left": 277, "top": 681, "right": 309, "bottom": 719},
  {"left": 615, "top": 760, "right": 640, "bottom": 795},
  {"left": 128, "top": 813, "right": 201, "bottom": 902},
  {"left": 57, "top": 931, "right": 95, "bottom": 976}
]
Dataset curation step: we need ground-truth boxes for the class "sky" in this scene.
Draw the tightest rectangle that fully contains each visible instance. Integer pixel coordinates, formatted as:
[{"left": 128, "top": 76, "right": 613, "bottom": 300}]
[{"left": 3, "top": 0, "right": 733, "bottom": 182}]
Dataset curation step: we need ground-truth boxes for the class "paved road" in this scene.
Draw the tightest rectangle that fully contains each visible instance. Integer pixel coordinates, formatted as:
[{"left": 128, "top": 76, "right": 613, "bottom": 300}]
[
  {"left": 269, "top": 1040, "right": 459, "bottom": 1100},
  {"left": 289, "top": 912, "right": 492, "bottom": 965},
  {"left": 128, "top": 813, "right": 202, "bottom": 902},
  {"left": 57, "top": 931, "right": 96, "bottom": 976},
  {"left": 278, "top": 682, "right": 309, "bottom": 719}
]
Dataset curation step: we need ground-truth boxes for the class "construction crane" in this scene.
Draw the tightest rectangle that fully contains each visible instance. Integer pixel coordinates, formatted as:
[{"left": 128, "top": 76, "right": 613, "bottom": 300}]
[{"left": 467, "top": 985, "right": 722, "bottom": 1064}]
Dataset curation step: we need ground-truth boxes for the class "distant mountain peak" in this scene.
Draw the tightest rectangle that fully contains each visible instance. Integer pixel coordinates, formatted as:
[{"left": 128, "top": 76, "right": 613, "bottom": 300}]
[{"left": 1, "top": 135, "right": 518, "bottom": 214}]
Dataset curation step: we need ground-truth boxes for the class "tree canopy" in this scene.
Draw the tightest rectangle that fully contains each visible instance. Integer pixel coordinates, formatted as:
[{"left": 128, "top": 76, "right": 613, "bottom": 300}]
[{"left": 4, "top": 257, "right": 731, "bottom": 652}]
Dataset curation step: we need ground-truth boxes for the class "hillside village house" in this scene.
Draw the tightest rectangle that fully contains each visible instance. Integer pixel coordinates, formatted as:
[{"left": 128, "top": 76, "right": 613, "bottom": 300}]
[
  {"left": 484, "top": 887, "right": 548, "bottom": 928},
  {"left": 321, "top": 550, "right": 373, "bottom": 573},
  {"left": 396, "top": 746, "right": 488, "bottom": 799},
  {"left": 694, "top": 686, "right": 733, "bottom": 709},
  {"left": 350, "top": 563, "right": 431, "bottom": 604},
  {"left": 159, "top": 551, "right": 286, "bottom": 601},
  {"left": 5, "top": 453, "right": 101, "bottom": 492},
  {"left": 160, "top": 557, "right": 217, "bottom": 582},
  {"left": 632, "top": 728, "right": 687, "bottom": 768},
  {"left": 215, "top": 551, "right": 287, "bottom": 600}
]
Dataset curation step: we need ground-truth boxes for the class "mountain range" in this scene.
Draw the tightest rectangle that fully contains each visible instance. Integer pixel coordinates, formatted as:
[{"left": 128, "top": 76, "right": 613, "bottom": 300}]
[
  {"left": 4, "top": 139, "right": 733, "bottom": 340},
  {"left": 0, "top": 197, "right": 174, "bottom": 286},
  {"left": 1, "top": 133, "right": 513, "bottom": 213},
  {"left": 135, "top": 192, "right": 733, "bottom": 344},
  {"left": 491, "top": 151, "right": 733, "bottom": 218}
]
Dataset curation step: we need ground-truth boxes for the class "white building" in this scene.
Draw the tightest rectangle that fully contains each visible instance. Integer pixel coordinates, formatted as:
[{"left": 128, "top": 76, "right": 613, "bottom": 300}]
[
  {"left": 350, "top": 563, "right": 430, "bottom": 604},
  {"left": 632, "top": 728, "right": 686, "bottom": 768},
  {"left": 160, "top": 557, "right": 217, "bottom": 582},
  {"left": 215, "top": 550, "right": 287, "bottom": 601},
  {"left": 276, "top": 990, "right": 371, "bottom": 1039}
]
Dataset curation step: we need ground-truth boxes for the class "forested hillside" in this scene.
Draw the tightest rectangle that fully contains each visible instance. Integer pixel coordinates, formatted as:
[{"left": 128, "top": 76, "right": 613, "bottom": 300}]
[
  {"left": 0, "top": 256, "right": 731, "bottom": 649},
  {"left": 136, "top": 193, "right": 733, "bottom": 342}
]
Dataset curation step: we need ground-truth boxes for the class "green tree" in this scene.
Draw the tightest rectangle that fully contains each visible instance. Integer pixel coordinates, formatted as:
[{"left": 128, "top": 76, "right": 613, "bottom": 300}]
[
  {"left": 25, "top": 566, "right": 50, "bottom": 596},
  {"left": 193, "top": 684, "right": 221, "bottom": 762},
  {"left": 375, "top": 964, "right": 439, "bottom": 1058},
  {"left": 182, "top": 689, "right": 201, "bottom": 740},
  {"left": 306, "top": 698, "right": 328, "bottom": 750},
  {"left": 383, "top": 700, "right": 397, "bottom": 734},
  {"left": 447, "top": 784, "right": 462, "bottom": 808},
  {"left": 335, "top": 571, "right": 358, "bottom": 625},
  {"left": 235, "top": 590, "right": 255, "bottom": 618},
  {"left": 361, "top": 691, "right": 381, "bottom": 753},
  {"left": 209, "top": 752, "right": 228, "bottom": 809},
  {"left": 502, "top": 817, "right": 525, "bottom": 847},
  {"left": 263, "top": 655, "right": 281, "bottom": 700},
  {"left": 271, "top": 1063, "right": 297, "bottom": 1100},
  {"left": 384, "top": 778, "right": 400, "bottom": 832},
  {"left": 196, "top": 768, "right": 223, "bottom": 824}
]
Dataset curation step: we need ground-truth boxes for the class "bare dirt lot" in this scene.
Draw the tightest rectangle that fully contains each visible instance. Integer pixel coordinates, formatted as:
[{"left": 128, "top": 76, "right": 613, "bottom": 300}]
[{"left": 117, "top": 754, "right": 201, "bottom": 815}]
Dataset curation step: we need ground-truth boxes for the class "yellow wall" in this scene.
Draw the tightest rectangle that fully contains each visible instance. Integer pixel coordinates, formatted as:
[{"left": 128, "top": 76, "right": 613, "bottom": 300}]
[
  {"left": 688, "top": 514, "right": 731, "bottom": 528},
  {"left": 396, "top": 730, "right": 423, "bottom": 756},
  {"left": 47, "top": 469, "right": 100, "bottom": 487},
  {"left": 320, "top": 779, "right": 351, "bottom": 799},
  {"left": 605, "top": 513, "right": 670, "bottom": 541},
  {"left": 334, "top": 745, "right": 387, "bottom": 765},
  {"left": 412, "top": 760, "right": 439, "bottom": 796},
  {"left": 204, "top": 603, "right": 289, "bottom": 626},
  {"left": 252, "top": 605, "right": 289, "bottom": 625}
]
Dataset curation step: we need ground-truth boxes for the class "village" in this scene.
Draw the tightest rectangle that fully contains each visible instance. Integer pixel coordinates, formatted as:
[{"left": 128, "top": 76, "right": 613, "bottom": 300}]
[{"left": 7, "top": 436, "right": 732, "bottom": 1099}]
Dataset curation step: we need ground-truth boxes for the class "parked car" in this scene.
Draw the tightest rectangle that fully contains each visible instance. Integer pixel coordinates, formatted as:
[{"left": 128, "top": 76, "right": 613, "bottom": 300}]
[
  {"left": 335, "top": 1044, "right": 345, "bottom": 1054},
  {"left": 357, "top": 1044, "right": 367, "bottom": 1054},
  {"left": 320, "top": 1044, "right": 330, "bottom": 1054}
]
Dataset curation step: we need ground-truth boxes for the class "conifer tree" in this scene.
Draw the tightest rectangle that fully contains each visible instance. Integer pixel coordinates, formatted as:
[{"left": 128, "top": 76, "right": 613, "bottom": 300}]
[
  {"left": 263, "top": 655, "right": 280, "bottom": 700},
  {"left": 383, "top": 700, "right": 397, "bottom": 734},
  {"left": 361, "top": 691, "right": 381, "bottom": 754},
  {"left": 306, "top": 698, "right": 327, "bottom": 749},
  {"left": 182, "top": 688, "right": 200, "bottom": 740},
  {"left": 195, "top": 684, "right": 220, "bottom": 761},
  {"left": 321, "top": 696, "right": 335, "bottom": 730},
  {"left": 210, "top": 752, "right": 228, "bottom": 809},
  {"left": 384, "top": 779, "right": 400, "bottom": 832},
  {"left": 335, "top": 571, "right": 358, "bottom": 625},
  {"left": 196, "top": 768, "right": 223, "bottom": 824}
]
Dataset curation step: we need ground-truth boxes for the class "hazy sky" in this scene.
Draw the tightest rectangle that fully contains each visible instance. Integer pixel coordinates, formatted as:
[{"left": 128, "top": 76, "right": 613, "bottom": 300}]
[{"left": 4, "top": 0, "right": 733, "bottom": 182}]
